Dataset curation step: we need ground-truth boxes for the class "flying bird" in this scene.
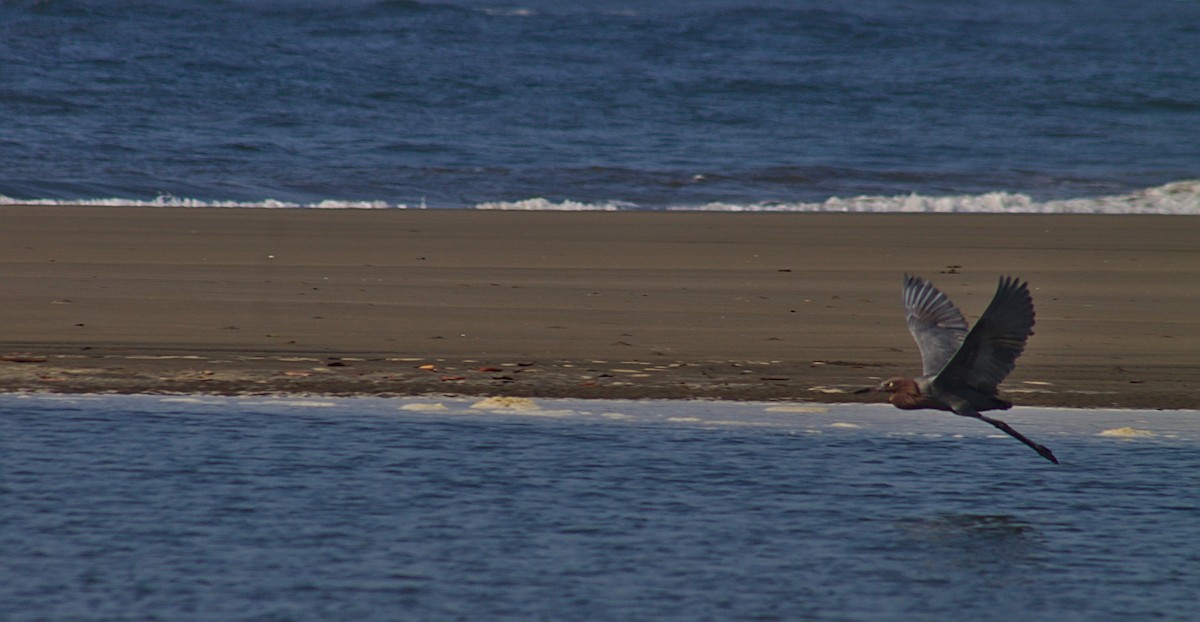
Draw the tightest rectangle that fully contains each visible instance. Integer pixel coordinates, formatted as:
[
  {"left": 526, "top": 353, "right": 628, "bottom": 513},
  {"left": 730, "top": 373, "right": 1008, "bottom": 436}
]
[{"left": 862, "top": 274, "right": 1058, "bottom": 464}]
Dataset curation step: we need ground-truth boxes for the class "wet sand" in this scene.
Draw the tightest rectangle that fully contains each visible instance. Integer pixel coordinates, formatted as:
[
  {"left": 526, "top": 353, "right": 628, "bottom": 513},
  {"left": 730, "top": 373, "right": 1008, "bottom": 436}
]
[{"left": 1, "top": 205, "right": 1197, "bottom": 408}]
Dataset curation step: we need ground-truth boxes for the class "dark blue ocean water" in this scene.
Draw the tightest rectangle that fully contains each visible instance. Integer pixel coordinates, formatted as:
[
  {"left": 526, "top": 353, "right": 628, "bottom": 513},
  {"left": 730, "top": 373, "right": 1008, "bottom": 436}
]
[
  {"left": 2, "top": 0, "right": 1199, "bottom": 212},
  {"left": 2, "top": 394, "right": 1199, "bottom": 621}
]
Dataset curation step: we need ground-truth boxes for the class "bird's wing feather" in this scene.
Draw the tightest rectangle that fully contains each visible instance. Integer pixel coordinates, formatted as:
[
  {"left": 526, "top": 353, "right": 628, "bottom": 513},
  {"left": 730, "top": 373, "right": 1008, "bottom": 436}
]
[
  {"left": 903, "top": 274, "right": 969, "bottom": 376},
  {"left": 934, "top": 276, "right": 1035, "bottom": 394}
]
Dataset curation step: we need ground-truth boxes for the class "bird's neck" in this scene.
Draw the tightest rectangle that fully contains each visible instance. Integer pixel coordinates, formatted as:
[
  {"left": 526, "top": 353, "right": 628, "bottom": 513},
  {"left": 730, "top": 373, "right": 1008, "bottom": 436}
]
[
  {"left": 888, "top": 392, "right": 932, "bottom": 410},
  {"left": 887, "top": 381, "right": 941, "bottom": 410}
]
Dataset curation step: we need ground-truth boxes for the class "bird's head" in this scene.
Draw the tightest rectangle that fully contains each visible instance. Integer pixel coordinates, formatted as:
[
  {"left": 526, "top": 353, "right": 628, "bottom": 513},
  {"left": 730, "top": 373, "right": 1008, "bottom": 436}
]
[
  {"left": 879, "top": 377, "right": 918, "bottom": 395},
  {"left": 854, "top": 377, "right": 920, "bottom": 397}
]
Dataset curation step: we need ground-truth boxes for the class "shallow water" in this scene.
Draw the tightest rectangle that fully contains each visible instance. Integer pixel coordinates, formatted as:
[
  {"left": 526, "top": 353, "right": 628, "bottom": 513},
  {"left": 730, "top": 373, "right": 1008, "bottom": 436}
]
[{"left": 2, "top": 394, "right": 1197, "bottom": 621}]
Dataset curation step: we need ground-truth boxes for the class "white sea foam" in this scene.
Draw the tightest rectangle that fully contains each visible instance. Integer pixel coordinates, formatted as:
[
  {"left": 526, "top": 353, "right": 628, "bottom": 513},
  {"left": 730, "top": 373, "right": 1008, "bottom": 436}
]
[
  {"left": 3, "top": 180, "right": 1197, "bottom": 214},
  {"left": 475, "top": 198, "right": 635, "bottom": 211},
  {"left": 1098, "top": 427, "right": 1157, "bottom": 438},
  {"left": 476, "top": 180, "right": 1200, "bottom": 214},
  {"left": 158, "top": 397, "right": 225, "bottom": 405},
  {"left": 764, "top": 405, "right": 831, "bottom": 413},
  {"left": 399, "top": 402, "right": 451, "bottom": 412},
  {"left": 470, "top": 396, "right": 541, "bottom": 411},
  {"left": 0, "top": 195, "right": 401, "bottom": 209}
]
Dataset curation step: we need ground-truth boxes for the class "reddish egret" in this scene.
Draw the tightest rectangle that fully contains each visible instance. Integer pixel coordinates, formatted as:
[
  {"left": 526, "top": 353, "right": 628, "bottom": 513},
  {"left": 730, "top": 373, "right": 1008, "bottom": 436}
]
[{"left": 862, "top": 274, "right": 1059, "bottom": 464}]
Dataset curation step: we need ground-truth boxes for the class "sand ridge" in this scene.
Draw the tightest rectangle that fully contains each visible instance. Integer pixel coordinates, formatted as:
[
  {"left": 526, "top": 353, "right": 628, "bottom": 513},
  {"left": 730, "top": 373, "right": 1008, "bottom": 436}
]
[{"left": 1, "top": 206, "right": 1197, "bottom": 407}]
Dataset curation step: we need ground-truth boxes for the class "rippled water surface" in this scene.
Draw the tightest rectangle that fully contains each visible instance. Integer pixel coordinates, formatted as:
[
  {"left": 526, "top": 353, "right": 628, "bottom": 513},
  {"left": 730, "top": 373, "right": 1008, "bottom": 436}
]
[
  {"left": 3, "top": 0, "right": 1199, "bottom": 209},
  {"left": 2, "top": 394, "right": 1197, "bottom": 621}
]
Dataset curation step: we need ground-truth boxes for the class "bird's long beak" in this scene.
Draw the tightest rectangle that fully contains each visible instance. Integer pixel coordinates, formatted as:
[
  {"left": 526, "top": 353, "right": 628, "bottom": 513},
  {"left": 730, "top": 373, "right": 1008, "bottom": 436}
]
[{"left": 854, "top": 380, "right": 889, "bottom": 394}]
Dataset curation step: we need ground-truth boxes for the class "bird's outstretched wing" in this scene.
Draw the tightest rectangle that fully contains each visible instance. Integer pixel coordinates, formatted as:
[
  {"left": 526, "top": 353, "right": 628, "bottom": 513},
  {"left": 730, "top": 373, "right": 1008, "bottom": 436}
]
[
  {"left": 934, "top": 276, "right": 1035, "bottom": 394},
  {"left": 903, "top": 274, "right": 969, "bottom": 376}
]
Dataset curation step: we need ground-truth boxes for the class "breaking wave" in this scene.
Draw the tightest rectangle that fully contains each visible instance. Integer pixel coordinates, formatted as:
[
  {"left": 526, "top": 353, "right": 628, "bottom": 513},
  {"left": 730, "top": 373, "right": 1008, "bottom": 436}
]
[
  {"left": 476, "top": 180, "right": 1200, "bottom": 214},
  {"left": 0, "top": 195, "right": 400, "bottom": 209},
  {"left": 2, "top": 180, "right": 1197, "bottom": 214}
]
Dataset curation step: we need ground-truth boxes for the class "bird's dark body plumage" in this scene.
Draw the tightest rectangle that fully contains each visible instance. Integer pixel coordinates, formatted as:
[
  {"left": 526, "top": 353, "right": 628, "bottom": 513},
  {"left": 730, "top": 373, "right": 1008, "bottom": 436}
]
[{"left": 874, "top": 274, "right": 1058, "bottom": 464}]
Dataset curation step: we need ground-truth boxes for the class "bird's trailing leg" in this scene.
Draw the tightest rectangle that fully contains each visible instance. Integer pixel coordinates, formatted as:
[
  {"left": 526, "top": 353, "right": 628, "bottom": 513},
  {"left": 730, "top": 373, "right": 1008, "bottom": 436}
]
[{"left": 975, "top": 414, "right": 1059, "bottom": 464}]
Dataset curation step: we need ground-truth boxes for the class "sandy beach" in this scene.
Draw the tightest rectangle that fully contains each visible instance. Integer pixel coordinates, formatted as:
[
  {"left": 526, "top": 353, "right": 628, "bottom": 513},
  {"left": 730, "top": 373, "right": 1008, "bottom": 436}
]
[{"left": 1, "top": 205, "right": 1197, "bottom": 408}]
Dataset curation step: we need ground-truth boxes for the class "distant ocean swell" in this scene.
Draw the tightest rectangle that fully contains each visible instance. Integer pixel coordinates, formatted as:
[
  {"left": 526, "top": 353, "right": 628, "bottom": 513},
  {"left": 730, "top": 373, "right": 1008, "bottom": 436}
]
[{"left": 3, "top": 179, "right": 1198, "bottom": 214}]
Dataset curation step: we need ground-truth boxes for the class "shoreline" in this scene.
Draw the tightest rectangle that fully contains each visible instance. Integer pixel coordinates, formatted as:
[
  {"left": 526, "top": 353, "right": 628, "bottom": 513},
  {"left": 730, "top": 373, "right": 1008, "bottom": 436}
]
[
  {"left": 2, "top": 206, "right": 1198, "bottom": 408},
  {"left": 1, "top": 352, "right": 1197, "bottom": 411}
]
